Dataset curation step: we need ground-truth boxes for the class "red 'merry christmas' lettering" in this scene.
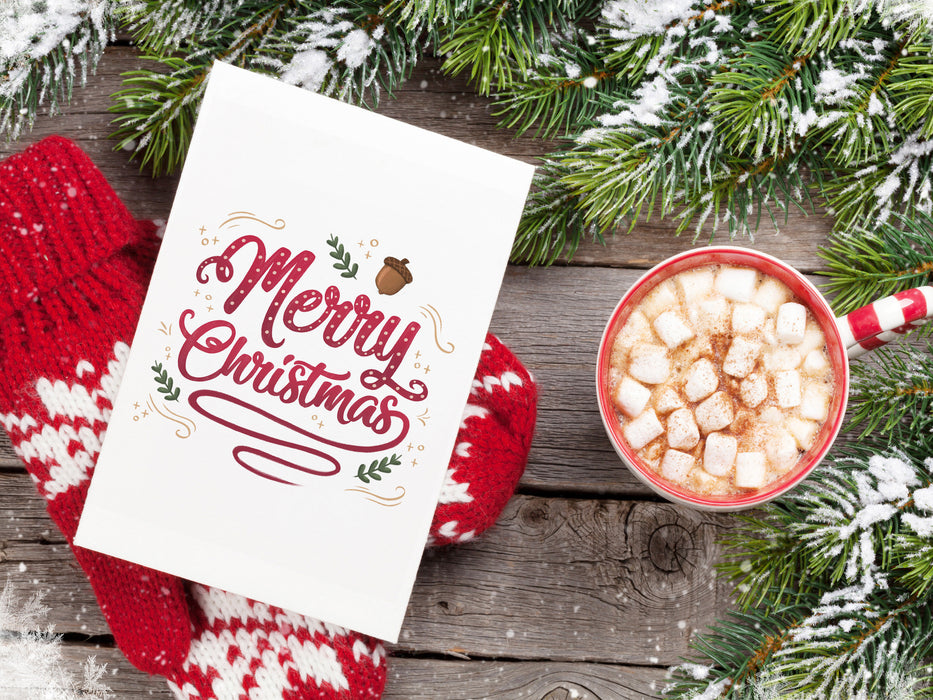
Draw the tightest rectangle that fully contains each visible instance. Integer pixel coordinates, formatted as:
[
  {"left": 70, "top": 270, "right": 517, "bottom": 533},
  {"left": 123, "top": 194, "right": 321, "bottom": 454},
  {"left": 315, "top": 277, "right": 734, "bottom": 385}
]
[{"left": 198, "top": 234, "right": 426, "bottom": 402}]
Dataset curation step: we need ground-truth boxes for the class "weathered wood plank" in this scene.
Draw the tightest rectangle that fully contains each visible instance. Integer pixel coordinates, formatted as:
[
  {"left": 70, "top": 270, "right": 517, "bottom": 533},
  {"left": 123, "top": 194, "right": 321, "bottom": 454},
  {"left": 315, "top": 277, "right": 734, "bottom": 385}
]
[
  {"left": 55, "top": 643, "right": 671, "bottom": 699},
  {"left": 0, "top": 47, "right": 834, "bottom": 272},
  {"left": 384, "top": 658, "right": 670, "bottom": 699},
  {"left": 0, "top": 471, "right": 734, "bottom": 665}
]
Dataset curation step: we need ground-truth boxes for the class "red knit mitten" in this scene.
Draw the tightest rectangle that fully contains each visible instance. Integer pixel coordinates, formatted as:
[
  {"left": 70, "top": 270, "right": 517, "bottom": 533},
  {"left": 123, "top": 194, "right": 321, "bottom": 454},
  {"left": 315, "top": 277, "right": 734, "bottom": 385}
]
[
  {"left": 0, "top": 136, "right": 191, "bottom": 674},
  {"left": 428, "top": 333, "right": 537, "bottom": 546}
]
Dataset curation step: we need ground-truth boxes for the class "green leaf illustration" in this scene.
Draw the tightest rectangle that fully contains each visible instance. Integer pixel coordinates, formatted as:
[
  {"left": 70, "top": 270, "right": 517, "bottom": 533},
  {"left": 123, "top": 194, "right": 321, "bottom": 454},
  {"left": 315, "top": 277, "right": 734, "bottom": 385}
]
[
  {"left": 354, "top": 453, "right": 403, "bottom": 484},
  {"left": 326, "top": 234, "right": 358, "bottom": 280},
  {"left": 151, "top": 361, "right": 181, "bottom": 402}
]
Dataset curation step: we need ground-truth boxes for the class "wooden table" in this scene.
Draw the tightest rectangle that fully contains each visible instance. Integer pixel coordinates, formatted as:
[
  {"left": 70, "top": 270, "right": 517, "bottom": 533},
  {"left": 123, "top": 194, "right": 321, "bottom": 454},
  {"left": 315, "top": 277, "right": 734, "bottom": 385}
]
[{"left": 0, "top": 45, "right": 830, "bottom": 699}]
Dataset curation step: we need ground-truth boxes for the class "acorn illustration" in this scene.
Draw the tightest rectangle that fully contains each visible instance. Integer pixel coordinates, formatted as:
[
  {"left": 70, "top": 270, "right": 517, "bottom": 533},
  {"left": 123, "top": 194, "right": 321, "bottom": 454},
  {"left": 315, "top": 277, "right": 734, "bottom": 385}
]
[{"left": 375, "top": 256, "right": 413, "bottom": 295}]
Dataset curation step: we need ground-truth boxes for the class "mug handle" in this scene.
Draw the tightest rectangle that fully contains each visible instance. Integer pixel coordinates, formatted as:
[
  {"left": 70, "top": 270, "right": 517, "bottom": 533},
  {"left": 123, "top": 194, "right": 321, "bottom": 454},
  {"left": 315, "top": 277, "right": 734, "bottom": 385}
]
[{"left": 836, "top": 287, "right": 933, "bottom": 358}]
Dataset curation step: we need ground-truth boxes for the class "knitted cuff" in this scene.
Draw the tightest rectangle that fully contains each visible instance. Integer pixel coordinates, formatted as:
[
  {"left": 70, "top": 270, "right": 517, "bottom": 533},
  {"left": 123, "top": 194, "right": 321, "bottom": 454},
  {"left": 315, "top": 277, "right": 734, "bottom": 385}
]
[
  {"left": 428, "top": 333, "right": 537, "bottom": 546},
  {"left": 0, "top": 135, "right": 138, "bottom": 319}
]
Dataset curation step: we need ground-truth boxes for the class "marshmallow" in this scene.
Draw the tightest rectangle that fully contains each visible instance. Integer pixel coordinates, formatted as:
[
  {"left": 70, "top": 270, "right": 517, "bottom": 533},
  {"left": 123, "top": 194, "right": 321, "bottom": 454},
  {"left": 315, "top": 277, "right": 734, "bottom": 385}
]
[
  {"left": 623, "top": 409, "right": 664, "bottom": 450},
  {"left": 723, "top": 336, "right": 761, "bottom": 378},
  {"left": 703, "top": 432, "right": 737, "bottom": 476},
  {"left": 797, "top": 324, "right": 826, "bottom": 356},
  {"left": 753, "top": 278, "right": 791, "bottom": 314},
  {"left": 740, "top": 373, "right": 768, "bottom": 408},
  {"left": 735, "top": 452, "right": 767, "bottom": 488},
  {"left": 667, "top": 408, "right": 700, "bottom": 450},
  {"left": 641, "top": 281, "right": 679, "bottom": 320},
  {"left": 800, "top": 383, "right": 831, "bottom": 421},
  {"left": 715, "top": 266, "right": 758, "bottom": 302},
  {"left": 774, "top": 369, "right": 801, "bottom": 408},
  {"left": 629, "top": 345, "right": 670, "bottom": 384},
  {"left": 759, "top": 406, "right": 783, "bottom": 425},
  {"left": 654, "top": 311, "right": 695, "bottom": 349},
  {"left": 776, "top": 302, "right": 807, "bottom": 345},
  {"left": 732, "top": 303, "right": 765, "bottom": 333},
  {"left": 764, "top": 348, "right": 802, "bottom": 371},
  {"left": 760, "top": 317, "right": 778, "bottom": 345},
  {"left": 691, "top": 295, "right": 731, "bottom": 333},
  {"left": 766, "top": 430, "right": 799, "bottom": 471},
  {"left": 614, "top": 376, "right": 652, "bottom": 418},
  {"left": 695, "top": 392, "right": 734, "bottom": 433},
  {"left": 676, "top": 269, "right": 714, "bottom": 301},
  {"left": 802, "top": 349, "right": 829, "bottom": 375},
  {"left": 655, "top": 387, "right": 685, "bottom": 415},
  {"left": 661, "top": 449, "right": 695, "bottom": 482},
  {"left": 787, "top": 416, "right": 819, "bottom": 450},
  {"left": 684, "top": 358, "right": 719, "bottom": 402},
  {"left": 614, "top": 311, "right": 652, "bottom": 351}
]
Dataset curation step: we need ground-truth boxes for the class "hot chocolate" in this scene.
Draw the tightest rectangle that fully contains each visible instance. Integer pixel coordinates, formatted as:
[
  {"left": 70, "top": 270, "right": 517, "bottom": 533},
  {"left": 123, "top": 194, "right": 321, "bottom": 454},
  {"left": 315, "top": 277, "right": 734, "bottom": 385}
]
[{"left": 607, "top": 264, "right": 835, "bottom": 496}]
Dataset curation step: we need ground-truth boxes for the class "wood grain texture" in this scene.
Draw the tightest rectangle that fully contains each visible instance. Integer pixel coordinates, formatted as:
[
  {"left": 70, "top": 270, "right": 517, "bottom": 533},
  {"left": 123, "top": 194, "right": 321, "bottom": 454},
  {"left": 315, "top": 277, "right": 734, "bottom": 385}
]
[
  {"left": 51, "top": 644, "right": 669, "bottom": 700},
  {"left": 0, "top": 472, "right": 734, "bottom": 665}
]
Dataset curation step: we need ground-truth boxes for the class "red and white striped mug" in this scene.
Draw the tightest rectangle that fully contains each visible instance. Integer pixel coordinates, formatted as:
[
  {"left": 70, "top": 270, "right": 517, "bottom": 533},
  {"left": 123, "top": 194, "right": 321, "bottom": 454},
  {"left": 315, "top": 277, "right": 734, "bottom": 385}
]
[{"left": 596, "top": 246, "right": 930, "bottom": 511}]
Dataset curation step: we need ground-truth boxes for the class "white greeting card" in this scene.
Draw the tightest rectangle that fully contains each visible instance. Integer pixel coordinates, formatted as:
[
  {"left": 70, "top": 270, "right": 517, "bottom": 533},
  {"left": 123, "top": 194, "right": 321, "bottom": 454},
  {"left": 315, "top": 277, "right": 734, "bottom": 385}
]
[{"left": 74, "top": 61, "right": 533, "bottom": 642}]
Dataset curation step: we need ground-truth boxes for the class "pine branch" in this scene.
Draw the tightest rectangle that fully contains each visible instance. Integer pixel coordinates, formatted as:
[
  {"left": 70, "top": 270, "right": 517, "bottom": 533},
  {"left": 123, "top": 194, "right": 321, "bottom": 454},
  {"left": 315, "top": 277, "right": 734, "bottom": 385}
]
[
  {"left": 439, "top": 0, "right": 599, "bottom": 96},
  {"left": 381, "top": 0, "right": 461, "bottom": 31},
  {"left": 708, "top": 45, "right": 817, "bottom": 162},
  {"left": 764, "top": 0, "right": 864, "bottom": 54},
  {"left": 510, "top": 163, "right": 598, "bottom": 265},
  {"left": 493, "top": 37, "right": 621, "bottom": 138},
  {"left": 888, "top": 42, "right": 933, "bottom": 141},
  {"left": 822, "top": 135, "right": 933, "bottom": 238},
  {"left": 113, "top": 2, "right": 421, "bottom": 174},
  {"left": 848, "top": 345, "right": 933, "bottom": 439},
  {"left": 819, "top": 213, "right": 933, "bottom": 314},
  {"left": 807, "top": 30, "right": 903, "bottom": 167},
  {"left": 0, "top": 3, "right": 114, "bottom": 141},
  {"left": 110, "top": 57, "right": 204, "bottom": 176},
  {"left": 439, "top": 1, "right": 533, "bottom": 96}
]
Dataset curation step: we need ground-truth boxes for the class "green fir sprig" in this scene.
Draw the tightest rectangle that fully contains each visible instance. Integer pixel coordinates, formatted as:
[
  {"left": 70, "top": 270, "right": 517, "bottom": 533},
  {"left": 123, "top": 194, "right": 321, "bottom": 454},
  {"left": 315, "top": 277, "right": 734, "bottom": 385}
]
[
  {"left": 151, "top": 361, "right": 181, "bottom": 402},
  {"left": 326, "top": 234, "right": 359, "bottom": 278},
  {"left": 355, "top": 453, "right": 402, "bottom": 483},
  {"left": 112, "top": 1, "right": 421, "bottom": 175},
  {"left": 820, "top": 213, "right": 933, "bottom": 315}
]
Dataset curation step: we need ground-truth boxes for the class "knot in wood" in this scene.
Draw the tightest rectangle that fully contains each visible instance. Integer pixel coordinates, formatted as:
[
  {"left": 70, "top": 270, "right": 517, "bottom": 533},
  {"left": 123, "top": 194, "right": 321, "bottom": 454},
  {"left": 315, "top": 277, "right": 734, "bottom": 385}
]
[
  {"left": 519, "top": 501, "right": 549, "bottom": 527},
  {"left": 647, "top": 523, "right": 696, "bottom": 574}
]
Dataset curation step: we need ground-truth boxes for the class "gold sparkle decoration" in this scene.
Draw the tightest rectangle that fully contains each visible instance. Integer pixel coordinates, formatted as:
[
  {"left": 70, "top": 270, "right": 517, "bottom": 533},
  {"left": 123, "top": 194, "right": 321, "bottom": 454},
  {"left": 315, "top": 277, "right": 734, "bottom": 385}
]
[
  {"left": 419, "top": 304, "right": 455, "bottom": 354},
  {"left": 344, "top": 485, "right": 406, "bottom": 507},
  {"left": 146, "top": 394, "right": 197, "bottom": 439},
  {"left": 417, "top": 408, "right": 430, "bottom": 426},
  {"left": 157, "top": 321, "right": 172, "bottom": 336}
]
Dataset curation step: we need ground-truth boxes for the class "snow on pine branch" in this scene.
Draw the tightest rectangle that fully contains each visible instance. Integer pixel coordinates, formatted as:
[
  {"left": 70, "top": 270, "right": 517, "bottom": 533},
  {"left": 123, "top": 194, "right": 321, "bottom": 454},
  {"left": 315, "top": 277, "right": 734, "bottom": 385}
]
[
  {"left": 0, "top": 0, "right": 113, "bottom": 139},
  {"left": 601, "top": 0, "right": 700, "bottom": 40},
  {"left": 798, "top": 453, "right": 919, "bottom": 586},
  {"left": 254, "top": 7, "right": 388, "bottom": 99}
]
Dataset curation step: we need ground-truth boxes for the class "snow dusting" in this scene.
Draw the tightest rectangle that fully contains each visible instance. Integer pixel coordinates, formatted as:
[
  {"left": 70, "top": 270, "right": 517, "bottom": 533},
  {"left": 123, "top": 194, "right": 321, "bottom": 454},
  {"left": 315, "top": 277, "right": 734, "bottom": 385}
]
[
  {"left": 0, "top": 0, "right": 106, "bottom": 63},
  {"left": 602, "top": 0, "right": 699, "bottom": 39},
  {"left": 598, "top": 75, "right": 671, "bottom": 127}
]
